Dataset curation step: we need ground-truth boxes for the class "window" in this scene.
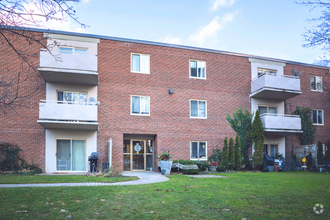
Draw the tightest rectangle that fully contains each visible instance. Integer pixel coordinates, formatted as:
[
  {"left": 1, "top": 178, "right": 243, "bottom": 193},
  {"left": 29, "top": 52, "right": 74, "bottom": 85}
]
[
  {"left": 57, "top": 91, "right": 88, "bottom": 105},
  {"left": 258, "top": 105, "right": 277, "bottom": 115},
  {"left": 190, "top": 60, "right": 206, "bottom": 79},
  {"left": 257, "top": 68, "right": 277, "bottom": 77},
  {"left": 190, "top": 141, "right": 207, "bottom": 160},
  {"left": 56, "top": 139, "right": 86, "bottom": 171},
  {"left": 190, "top": 100, "right": 207, "bottom": 118},
  {"left": 131, "top": 96, "right": 150, "bottom": 116},
  {"left": 264, "top": 144, "right": 278, "bottom": 158},
  {"left": 131, "top": 53, "right": 150, "bottom": 74},
  {"left": 59, "top": 46, "right": 87, "bottom": 55},
  {"left": 312, "top": 109, "right": 324, "bottom": 125},
  {"left": 311, "top": 76, "right": 322, "bottom": 92}
]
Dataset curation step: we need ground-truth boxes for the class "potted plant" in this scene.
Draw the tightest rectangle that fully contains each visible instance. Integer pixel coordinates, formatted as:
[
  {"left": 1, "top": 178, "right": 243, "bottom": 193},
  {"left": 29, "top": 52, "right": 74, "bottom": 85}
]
[
  {"left": 158, "top": 150, "right": 172, "bottom": 175},
  {"left": 209, "top": 161, "right": 217, "bottom": 171}
]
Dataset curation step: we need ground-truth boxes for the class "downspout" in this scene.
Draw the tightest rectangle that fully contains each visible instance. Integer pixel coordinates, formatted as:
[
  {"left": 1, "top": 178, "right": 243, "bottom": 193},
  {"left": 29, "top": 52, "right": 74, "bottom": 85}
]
[{"left": 108, "top": 138, "right": 112, "bottom": 167}]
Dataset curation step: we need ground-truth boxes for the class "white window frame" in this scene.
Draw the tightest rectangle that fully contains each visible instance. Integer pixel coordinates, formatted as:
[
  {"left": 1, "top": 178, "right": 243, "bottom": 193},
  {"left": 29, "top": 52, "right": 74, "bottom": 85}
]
[
  {"left": 189, "top": 59, "right": 206, "bottom": 79},
  {"left": 258, "top": 105, "right": 278, "bottom": 115},
  {"left": 55, "top": 138, "right": 87, "bottom": 172},
  {"left": 57, "top": 90, "right": 88, "bottom": 105},
  {"left": 257, "top": 68, "right": 277, "bottom": 77},
  {"left": 312, "top": 109, "right": 324, "bottom": 125},
  {"left": 311, "top": 76, "right": 323, "bottom": 92},
  {"left": 131, "top": 53, "right": 150, "bottom": 74},
  {"left": 190, "top": 99, "right": 207, "bottom": 119},
  {"left": 58, "top": 46, "right": 88, "bottom": 55},
  {"left": 130, "top": 95, "right": 150, "bottom": 116},
  {"left": 190, "top": 141, "right": 207, "bottom": 161}
]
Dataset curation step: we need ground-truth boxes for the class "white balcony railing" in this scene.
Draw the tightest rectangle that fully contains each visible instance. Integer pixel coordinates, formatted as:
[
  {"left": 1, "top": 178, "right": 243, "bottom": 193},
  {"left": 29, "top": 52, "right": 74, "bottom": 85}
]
[
  {"left": 260, "top": 113, "right": 301, "bottom": 131},
  {"left": 39, "top": 100, "right": 98, "bottom": 121},
  {"left": 39, "top": 49, "right": 98, "bottom": 72},
  {"left": 251, "top": 74, "right": 300, "bottom": 94}
]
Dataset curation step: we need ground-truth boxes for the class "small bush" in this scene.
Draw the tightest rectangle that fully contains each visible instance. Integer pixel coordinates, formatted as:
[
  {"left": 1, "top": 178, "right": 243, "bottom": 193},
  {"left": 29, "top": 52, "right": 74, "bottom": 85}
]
[
  {"left": 217, "top": 165, "right": 226, "bottom": 172},
  {"left": 181, "top": 168, "right": 200, "bottom": 174}
]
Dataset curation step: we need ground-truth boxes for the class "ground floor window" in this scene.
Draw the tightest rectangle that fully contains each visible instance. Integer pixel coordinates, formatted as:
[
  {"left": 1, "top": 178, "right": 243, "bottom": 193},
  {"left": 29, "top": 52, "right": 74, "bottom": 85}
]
[
  {"left": 56, "top": 139, "right": 86, "bottom": 171},
  {"left": 264, "top": 144, "right": 278, "bottom": 158},
  {"left": 190, "top": 141, "right": 207, "bottom": 160}
]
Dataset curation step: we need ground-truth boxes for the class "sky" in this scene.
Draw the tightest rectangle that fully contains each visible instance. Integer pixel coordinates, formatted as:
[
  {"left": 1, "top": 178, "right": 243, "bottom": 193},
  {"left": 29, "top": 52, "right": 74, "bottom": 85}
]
[{"left": 37, "top": 0, "right": 326, "bottom": 64}]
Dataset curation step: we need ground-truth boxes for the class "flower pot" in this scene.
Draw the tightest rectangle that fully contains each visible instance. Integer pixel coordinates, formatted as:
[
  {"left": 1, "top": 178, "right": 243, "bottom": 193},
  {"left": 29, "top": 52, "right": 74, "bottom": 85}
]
[{"left": 160, "top": 161, "right": 172, "bottom": 175}]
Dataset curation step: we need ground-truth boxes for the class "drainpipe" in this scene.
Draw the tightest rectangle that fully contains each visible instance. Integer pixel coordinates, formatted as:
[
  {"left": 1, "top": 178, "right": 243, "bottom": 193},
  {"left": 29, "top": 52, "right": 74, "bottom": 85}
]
[{"left": 108, "top": 138, "right": 112, "bottom": 167}]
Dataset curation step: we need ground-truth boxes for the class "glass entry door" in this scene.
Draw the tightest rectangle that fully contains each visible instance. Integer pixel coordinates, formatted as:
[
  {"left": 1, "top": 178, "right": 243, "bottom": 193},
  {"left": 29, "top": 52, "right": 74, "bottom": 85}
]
[{"left": 123, "top": 139, "right": 154, "bottom": 171}]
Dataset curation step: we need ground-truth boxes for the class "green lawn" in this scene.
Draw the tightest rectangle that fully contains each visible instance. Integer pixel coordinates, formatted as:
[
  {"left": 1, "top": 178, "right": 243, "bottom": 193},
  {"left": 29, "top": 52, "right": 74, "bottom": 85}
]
[
  {"left": 0, "top": 172, "right": 329, "bottom": 219},
  {"left": 0, "top": 175, "right": 138, "bottom": 184}
]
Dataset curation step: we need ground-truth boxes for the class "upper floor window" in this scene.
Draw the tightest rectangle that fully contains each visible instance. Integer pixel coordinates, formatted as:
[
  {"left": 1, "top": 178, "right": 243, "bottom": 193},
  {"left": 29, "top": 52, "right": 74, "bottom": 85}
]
[
  {"left": 131, "top": 95, "right": 150, "bottom": 116},
  {"left": 190, "top": 141, "right": 207, "bottom": 160},
  {"left": 257, "top": 68, "right": 277, "bottom": 77},
  {"left": 312, "top": 109, "right": 323, "bottom": 125},
  {"left": 190, "top": 100, "right": 207, "bottom": 119},
  {"left": 258, "top": 105, "right": 277, "bottom": 115},
  {"left": 131, "top": 53, "right": 150, "bottom": 74},
  {"left": 190, "top": 60, "right": 206, "bottom": 79},
  {"left": 311, "top": 76, "right": 322, "bottom": 92},
  {"left": 59, "top": 46, "right": 87, "bottom": 55},
  {"left": 57, "top": 91, "right": 87, "bottom": 104}
]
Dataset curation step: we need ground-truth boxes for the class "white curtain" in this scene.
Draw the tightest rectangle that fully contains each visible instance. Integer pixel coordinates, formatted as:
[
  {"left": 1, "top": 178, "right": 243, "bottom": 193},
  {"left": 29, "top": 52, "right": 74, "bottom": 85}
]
[
  {"left": 198, "top": 61, "right": 206, "bottom": 78},
  {"left": 191, "top": 101, "right": 198, "bottom": 117},
  {"left": 72, "top": 140, "right": 86, "bottom": 171},
  {"left": 140, "top": 55, "right": 150, "bottom": 73},
  {"left": 140, "top": 96, "right": 149, "bottom": 114},
  {"left": 132, "top": 96, "right": 140, "bottom": 113},
  {"left": 132, "top": 54, "right": 140, "bottom": 72},
  {"left": 198, "top": 101, "right": 205, "bottom": 117}
]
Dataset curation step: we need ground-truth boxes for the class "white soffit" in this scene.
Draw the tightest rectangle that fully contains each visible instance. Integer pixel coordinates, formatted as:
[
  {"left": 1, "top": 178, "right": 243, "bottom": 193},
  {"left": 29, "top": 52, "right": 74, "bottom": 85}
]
[
  {"left": 249, "top": 58, "right": 286, "bottom": 67},
  {"left": 43, "top": 33, "right": 100, "bottom": 43}
]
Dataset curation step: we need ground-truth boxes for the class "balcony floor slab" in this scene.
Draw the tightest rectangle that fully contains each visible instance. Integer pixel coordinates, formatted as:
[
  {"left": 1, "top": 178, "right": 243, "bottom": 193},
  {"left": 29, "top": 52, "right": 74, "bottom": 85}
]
[
  {"left": 264, "top": 129, "right": 303, "bottom": 137},
  {"left": 38, "top": 120, "right": 98, "bottom": 131},
  {"left": 250, "top": 88, "right": 302, "bottom": 100}
]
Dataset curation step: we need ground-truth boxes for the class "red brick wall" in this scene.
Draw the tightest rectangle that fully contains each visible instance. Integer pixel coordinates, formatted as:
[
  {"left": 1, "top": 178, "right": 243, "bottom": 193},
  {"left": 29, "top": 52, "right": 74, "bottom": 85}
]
[{"left": 0, "top": 31, "right": 46, "bottom": 170}]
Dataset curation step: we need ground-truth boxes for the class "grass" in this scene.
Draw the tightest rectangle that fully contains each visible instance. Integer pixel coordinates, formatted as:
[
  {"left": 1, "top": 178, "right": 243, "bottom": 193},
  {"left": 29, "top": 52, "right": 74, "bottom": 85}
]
[
  {"left": 0, "top": 174, "right": 138, "bottom": 184},
  {"left": 0, "top": 172, "right": 329, "bottom": 219}
]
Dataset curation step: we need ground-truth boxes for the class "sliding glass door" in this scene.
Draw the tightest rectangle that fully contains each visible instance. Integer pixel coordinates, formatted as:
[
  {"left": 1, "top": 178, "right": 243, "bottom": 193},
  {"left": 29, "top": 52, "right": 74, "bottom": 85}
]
[{"left": 56, "top": 139, "right": 86, "bottom": 171}]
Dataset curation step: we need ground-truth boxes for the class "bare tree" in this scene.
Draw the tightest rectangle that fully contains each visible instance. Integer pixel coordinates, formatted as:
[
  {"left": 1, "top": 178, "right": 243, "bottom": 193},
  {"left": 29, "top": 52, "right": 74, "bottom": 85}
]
[
  {"left": 0, "top": 0, "right": 86, "bottom": 115},
  {"left": 296, "top": 1, "right": 330, "bottom": 66}
]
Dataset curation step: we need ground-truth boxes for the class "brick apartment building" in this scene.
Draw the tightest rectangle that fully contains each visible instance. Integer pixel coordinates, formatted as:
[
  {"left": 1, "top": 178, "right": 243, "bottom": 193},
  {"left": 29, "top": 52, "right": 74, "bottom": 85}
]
[{"left": 0, "top": 28, "right": 329, "bottom": 173}]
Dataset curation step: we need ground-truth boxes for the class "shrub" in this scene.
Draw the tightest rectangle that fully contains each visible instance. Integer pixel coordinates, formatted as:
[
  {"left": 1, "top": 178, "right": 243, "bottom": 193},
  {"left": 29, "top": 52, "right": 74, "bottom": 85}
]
[
  {"left": 234, "top": 134, "right": 242, "bottom": 171},
  {"left": 251, "top": 110, "right": 265, "bottom": 170},
  {"left": 181, "top": 168, "right": 200, "bottom": 174},
  {"left": 326, "top": 138, "right": 330, "bottom": 164},
  {"left": 317, "top": 140, "right": 324, "bottom": 165},
  {"left": 208, "top": 145, "right": 222, "bottom": 166},
  {"left": 220, "top": 137, "right": 229, "bottom": 169},
  {"left": 229, "top": 138, "right": 235, "bottom": 170},
  {"left": 293, "top": 106, "right": 315, "bottom": 145},
  {"left": 217, "top": 165, "right": 226, "bottom": 172}
]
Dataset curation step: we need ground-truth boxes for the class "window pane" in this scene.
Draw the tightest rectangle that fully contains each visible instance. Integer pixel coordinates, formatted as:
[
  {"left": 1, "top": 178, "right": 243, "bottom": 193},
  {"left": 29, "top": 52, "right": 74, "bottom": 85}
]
[
  {"left": 198, "top": 101, "right": 206, "bottom": 117},
  {"left": 140, "top": 96, "right": 150, "bottom": 114},
  {"left": 75, "top": 49, "right": 87, "bottom": 55},
  {"left": 258, "top": 106, "right": 268, "bottom": 114},
  {"left": 57, "top": 91, "right": 63, "bottom": 104},
  {"left": 132, "top": 96, "right": 140, "bottom": 114},
  {"left": 199, "top": 142, "right": 206, "bottom": 159},
  {"left": 132, "top": 54, "right": 140, "bottom": 72},
  {"left": 270, "top": 145, "right": 278, "bottom": 158},
  {"left": 318, "top": 110, "right": 323, "bottom": 124},
  {"left": 198, "top": 61, "right": 206, "bottom": 78},
  {"left": 72, "top": 93, "right": 79, "bottom": 104},
  {"left": 312, "top": 110, "right": 317, "bottom": 123},
  {"left": 72, "top": 140, "right": 86, "bottom": 171},
  {"left": 311, "top": 76, "right": 316, "bottom": 90},
  {"left": 264, "top": 144, "right": 268, "bottom": 156},
  {"left": 64, "top": 92, "right": 72, "bottom": 104},
  {"left": 57, "top": 140, "right": 71, "bottom": 171},
  {"left": 140, "top": 55, "right": 150, "bottom": 73},
  {"left": 316, "top": 77, "right": 322, "bottom": 91},
  {"left": 190, "top": 61, "right": 197, "bottom": 77},
  {"left": 269, "top": 107, "right": 277, "bottom": 114},
  {"left": 190, "top": 100, "right": 198, "bottom": 117},
  {"left": 191, "top": 142, "right": 198, "bottom": 158},
  {"left": 59, "top": 47, "right": 73, "bottom": 54},
  {"left": 79, "top": 93, "right": 87, "bottom": 104}
]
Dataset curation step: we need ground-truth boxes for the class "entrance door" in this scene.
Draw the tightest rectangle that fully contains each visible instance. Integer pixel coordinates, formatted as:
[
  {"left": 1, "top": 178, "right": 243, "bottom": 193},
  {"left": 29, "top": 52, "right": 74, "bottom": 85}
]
[
  {"left": 123, "top": 139, "right": 154, "bottom": 171},
  {"left": 131, "top": 140, "right": 145, "bottom": 171}
]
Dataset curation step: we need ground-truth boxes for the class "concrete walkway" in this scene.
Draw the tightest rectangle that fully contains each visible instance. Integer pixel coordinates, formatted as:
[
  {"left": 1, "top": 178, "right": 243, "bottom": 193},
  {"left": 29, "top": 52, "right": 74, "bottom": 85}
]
[{"left": 0, "top": 172, "right": 169, "bottom": 188}]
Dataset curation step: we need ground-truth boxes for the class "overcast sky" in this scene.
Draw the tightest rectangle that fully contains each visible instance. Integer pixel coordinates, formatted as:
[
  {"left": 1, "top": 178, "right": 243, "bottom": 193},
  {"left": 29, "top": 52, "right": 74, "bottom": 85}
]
[{"left": 40, "top": 0, "right": 325, "bottom": 64}]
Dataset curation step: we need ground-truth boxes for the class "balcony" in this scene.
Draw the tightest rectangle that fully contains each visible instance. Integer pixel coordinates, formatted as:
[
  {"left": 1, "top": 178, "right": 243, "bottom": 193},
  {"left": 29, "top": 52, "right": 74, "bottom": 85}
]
[
  {"left": 250, "top": 73, "right": 301, "bottom": 100},
  {"left": 37, "top": 100, "right": 98, "bottom": 130},
  {"left": 38, "top": 49, "right": 98, "bottom": 85},
  {"left": 260, "top": 113, "right": 302, "bottom": 136}
]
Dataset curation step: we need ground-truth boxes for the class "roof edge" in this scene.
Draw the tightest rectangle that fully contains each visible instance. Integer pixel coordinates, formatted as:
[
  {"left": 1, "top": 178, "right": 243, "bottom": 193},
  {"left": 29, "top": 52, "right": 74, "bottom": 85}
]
[{"left": 6, "top": 26, "right": 330, "bottom": 70}]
